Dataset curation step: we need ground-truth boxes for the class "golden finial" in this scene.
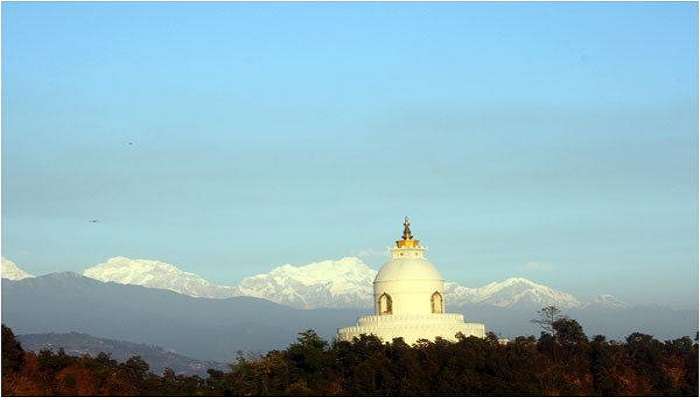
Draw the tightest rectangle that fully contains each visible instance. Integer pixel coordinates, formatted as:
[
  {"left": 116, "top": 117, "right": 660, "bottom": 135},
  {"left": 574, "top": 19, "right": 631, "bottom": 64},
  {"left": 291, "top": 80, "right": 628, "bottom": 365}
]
[
  {"left": 402, "top": 216, "right": 413, "bottom": 240},
  {"left": 396, "top": 216, "right": 420, "bottom": 249}
]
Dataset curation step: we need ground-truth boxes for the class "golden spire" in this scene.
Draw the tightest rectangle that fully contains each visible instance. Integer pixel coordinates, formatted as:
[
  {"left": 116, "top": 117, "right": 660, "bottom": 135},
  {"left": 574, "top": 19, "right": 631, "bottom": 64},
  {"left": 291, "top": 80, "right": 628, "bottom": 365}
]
[
  {"left": 402, "top": 216, "right": 413, "bottom": 240},
  {"left": 396, "top": 216, "right": 420, "bottom": 249}
]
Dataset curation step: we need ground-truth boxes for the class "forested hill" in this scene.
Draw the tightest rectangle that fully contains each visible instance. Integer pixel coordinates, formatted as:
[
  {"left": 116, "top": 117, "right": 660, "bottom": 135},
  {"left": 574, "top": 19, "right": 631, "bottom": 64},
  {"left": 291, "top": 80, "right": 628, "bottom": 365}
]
[
  {"left": 3, "top": 319, "right": 698, "bottom": 396},
  {"left": 16, "top": 332, "right": 227, "bottom": 377}
]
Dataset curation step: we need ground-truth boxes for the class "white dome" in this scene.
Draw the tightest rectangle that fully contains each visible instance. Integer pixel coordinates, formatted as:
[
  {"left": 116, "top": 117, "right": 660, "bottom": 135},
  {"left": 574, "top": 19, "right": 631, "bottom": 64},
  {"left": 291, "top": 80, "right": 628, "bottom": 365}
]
[{"left": 375, "top": 258, "right": 444, "bottom": 283}]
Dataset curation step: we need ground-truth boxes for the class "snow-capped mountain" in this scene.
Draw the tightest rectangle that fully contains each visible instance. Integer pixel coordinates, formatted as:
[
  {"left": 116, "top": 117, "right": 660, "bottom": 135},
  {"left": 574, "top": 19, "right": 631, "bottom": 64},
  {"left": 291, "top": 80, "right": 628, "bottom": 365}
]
[
  {"left": 237, "top": 261, "right": 582, "bottom": 310},
  {"left": 83, "top": 257, "right": 240, "bottom": 298},
  {"left": 1, "top": 258, "right": 33, "bottom": 280},
  {"left": 445, "top": 277, "right": 582, "bottom": 309},
  {"left": 238, "top": 257, "right": 375, "bottom": 309},
  {"left": 77, "top": 256, "right": 615, "bottom": 310},
  {"left": 585, "top": 294, "right": 629, "bottom": 309}
]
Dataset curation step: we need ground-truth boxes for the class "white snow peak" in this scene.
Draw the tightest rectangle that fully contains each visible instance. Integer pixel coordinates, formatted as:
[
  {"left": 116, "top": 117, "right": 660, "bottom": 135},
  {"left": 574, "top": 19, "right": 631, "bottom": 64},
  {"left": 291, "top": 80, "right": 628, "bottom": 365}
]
[
  {"left": 1, "top": 258, "right": 34, "bottom": 280},
  {"left": 586, "top": 294, "right": 629, "bottom": 309},
  {"left": 445, "top": 277, "right": 582, "bottom": 309},
  {"left": 238, "top": 257, "right": 376, "bottom": 309},
  {"left": 83, "top": 256, "right": 239, "bottom": 298}
]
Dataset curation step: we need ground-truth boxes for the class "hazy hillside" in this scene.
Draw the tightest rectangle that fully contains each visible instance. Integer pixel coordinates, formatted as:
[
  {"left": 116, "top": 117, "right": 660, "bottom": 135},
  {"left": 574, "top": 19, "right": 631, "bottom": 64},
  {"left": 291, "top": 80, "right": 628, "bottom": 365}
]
[
  {"left": 1, "top": 273, "right": 361, "bottom": 362},
  {"left": 17, "top": 332, "right": 228, "bottom": 376}
]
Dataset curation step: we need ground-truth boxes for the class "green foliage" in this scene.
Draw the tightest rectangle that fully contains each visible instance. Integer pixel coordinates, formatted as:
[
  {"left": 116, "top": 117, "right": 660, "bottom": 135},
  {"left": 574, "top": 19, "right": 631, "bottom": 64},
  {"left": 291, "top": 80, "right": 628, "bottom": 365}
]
[
  {"left": 626, "top": 332, "right": 675, "bottom": 394},
  {"left": 37, "top": 348, "right": 73, "bottom": 375},
  {"left": 2, "top": 324, "right": 25, "bottom": 375},
  {"left": 553, "top": 318, "right": 588, "bottom": 346},
  {"left": 2, "top": 323, "right": 698, "bottom": 396},
  {"left": 590, "top": 334, "right": 619, "bottom": 395},
  {"left": 666, "top": 336, "right": 694, "bottom": 354},
  {"left": 287, "top": 329, "right": 329, "bottom": 379}
]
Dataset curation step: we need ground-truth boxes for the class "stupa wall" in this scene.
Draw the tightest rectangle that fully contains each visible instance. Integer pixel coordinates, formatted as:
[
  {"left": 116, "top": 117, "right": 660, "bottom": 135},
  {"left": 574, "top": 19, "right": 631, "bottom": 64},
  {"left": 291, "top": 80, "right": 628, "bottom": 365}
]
[{"left": 373, "top": 279, "right": 444, "bottom": 315}]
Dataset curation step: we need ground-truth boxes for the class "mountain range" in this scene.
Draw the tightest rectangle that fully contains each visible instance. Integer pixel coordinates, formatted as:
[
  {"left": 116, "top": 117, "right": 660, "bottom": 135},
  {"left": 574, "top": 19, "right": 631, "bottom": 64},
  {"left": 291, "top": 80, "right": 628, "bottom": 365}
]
[
  {"left": 2, "top": 271, "right": 696, "bottom": 368},
  {"left": 78, "top": 256, "right": 606, "bottom": 310},
  {"left": 2, "top": 272, "right": 361, "bottom": 362}
]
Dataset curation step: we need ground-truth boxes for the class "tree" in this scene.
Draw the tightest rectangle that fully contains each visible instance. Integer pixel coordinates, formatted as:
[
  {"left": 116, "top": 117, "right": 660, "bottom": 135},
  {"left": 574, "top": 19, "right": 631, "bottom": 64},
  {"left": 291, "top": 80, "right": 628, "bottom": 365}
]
[
  {"left": 590, "top": 335, "right": 618, "bottom": 395},
  {"left": 287, "top": 329, "right": 329, "bottom": 377},
  {"left": 665, "top": 336, "right": 694, "bottom": 354},
  {"left": 485, "top": 331, "right": 499, "bottom": 345},
  {"left": 513, "top": 335, "right": 537, "bottom": 346},
  {"left": 530, "top": 305, "right": 566, "bottom": 335},
  {"left": 2, "top": 325, "right": 25, "bottom": 375},
  {"left": 626, "top": 332, "right": 673, "bottom": 394},
  {"left": 552, "top": 318, "right": 588, "bottom": 346},
  {"left": 681, "top": 340, "right": 698, "bottom": 396}
]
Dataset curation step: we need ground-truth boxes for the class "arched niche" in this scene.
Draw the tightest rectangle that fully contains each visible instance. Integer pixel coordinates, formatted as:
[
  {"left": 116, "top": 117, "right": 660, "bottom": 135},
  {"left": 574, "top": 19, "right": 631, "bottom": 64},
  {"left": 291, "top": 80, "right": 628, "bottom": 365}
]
[
  {"left": 431, "top": 291, "right": 443, "bottom": 314},
  {"left": 378, "top": 293, "right": 393, "bottom": 315}
]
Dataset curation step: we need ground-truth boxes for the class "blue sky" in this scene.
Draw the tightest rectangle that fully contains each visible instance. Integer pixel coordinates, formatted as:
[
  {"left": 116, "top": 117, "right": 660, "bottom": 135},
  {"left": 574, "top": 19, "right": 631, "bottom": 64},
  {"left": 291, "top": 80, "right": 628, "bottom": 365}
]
[{"left": 2, "top": 2, "right": 697, "bottom": 307}]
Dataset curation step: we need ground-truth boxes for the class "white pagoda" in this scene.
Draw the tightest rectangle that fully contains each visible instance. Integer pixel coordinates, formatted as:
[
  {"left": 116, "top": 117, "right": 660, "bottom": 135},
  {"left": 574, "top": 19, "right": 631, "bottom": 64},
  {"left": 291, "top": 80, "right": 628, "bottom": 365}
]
[{"left": 337, "top": 218, "right": 486, "bottom": 344}]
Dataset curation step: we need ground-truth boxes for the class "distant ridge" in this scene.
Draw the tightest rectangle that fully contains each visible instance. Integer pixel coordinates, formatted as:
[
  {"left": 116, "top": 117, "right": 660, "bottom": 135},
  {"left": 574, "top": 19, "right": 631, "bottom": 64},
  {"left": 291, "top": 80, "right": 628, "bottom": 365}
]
[{"left": 1, "top": 273, "right": 361, "bottom": 362}]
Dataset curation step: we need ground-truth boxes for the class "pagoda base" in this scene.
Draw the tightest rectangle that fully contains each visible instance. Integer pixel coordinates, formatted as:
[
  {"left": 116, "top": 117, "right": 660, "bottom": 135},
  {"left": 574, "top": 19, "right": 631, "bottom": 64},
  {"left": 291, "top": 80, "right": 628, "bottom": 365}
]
[{"left": 337, "top": 313, "right": 486, "bottom": 345}]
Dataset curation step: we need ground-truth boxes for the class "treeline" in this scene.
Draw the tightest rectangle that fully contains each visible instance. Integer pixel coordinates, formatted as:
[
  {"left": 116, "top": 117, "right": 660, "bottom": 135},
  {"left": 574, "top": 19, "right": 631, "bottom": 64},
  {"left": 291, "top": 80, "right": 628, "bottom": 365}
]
[{"left": 2, "top": 317, "right": 698, "bottom": 396}]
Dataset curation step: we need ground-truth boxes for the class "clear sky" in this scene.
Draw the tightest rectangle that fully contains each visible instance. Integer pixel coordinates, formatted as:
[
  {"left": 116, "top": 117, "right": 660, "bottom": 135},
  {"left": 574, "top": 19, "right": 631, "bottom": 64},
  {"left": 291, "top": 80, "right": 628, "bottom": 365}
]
[{"left": 2, "top": 2, "right": 697, "bottom": 307}]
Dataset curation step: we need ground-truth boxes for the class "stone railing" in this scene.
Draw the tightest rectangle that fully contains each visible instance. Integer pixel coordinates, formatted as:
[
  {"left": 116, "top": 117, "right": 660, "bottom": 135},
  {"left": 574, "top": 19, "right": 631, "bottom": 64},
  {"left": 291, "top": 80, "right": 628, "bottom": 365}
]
[
  {"left": 356, "top": 313, "right": 465, "bottom": 326},
  {"left": 337, "top": 322, "right": 486, "bottom": 339}
]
